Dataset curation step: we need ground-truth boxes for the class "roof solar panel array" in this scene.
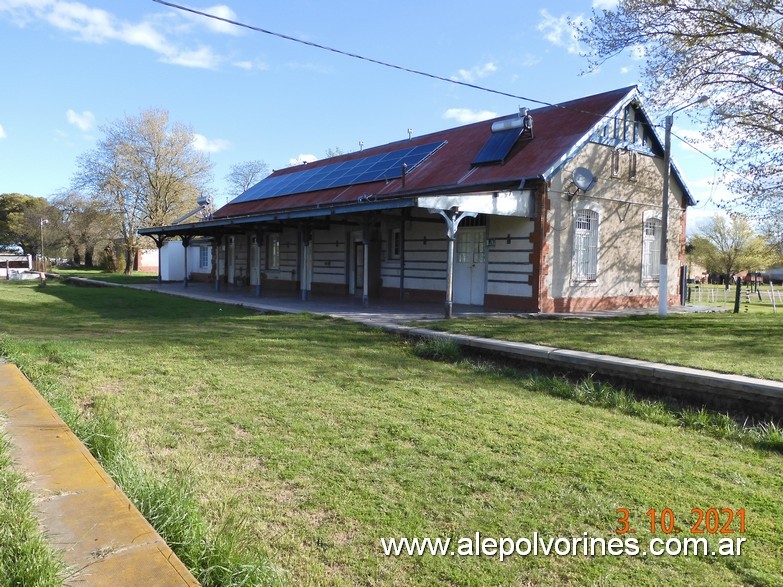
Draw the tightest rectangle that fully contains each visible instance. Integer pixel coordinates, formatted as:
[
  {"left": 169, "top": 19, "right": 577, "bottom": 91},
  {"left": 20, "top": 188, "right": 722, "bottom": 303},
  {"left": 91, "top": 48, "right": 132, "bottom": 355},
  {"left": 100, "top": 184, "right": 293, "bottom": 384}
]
[
  {"left": 472, "top": 127, "right": 523, "bottom": 165},
  {"left": 233, "top": 140, "right": 447, "bottom": 203}
]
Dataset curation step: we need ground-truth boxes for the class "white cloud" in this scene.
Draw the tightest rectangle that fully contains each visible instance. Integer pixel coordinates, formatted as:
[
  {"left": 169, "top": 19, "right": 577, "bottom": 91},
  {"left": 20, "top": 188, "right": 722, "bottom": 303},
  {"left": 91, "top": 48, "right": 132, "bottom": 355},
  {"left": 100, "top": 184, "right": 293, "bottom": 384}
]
[
  {"left": 620, "top": 66, "right": 631, "bottom": 74},
  {"left": 537, "top": 9, "right": 584, "bottom": 55},
  {"left": 232, "top": 58, "right": 269, "bottom": 71},
  {"left": 289, "top": 154, "right": 317, "bottom": 166},
  {"left": 191, "top": 5, "right": 240, "bottom": 36},
  {"left": 192, "top": 133, "right": 230, "bottom": 153},
  {"left": 592, "top": 0, "right": 618, "bottom": 9},
  {"left": 66, "top": 109, "right": 95, "bottom": 132},
  {"left": 518, "top": 53, "right": 542, "bottom": 68},
  {"left": 167, "top": 45, "right": 220, "bottom": 69},
  {"left": 0, "top": 123, "right": 5, "bottom": 139},
  {"left": 443, "top": 108, "right": 497, "bottom": 125},
  {"left": 0, "top": 0, "right": 221, "bottom": 69},
  {"left": 452, "top": 62, "right": 497, "bottom": 83}
]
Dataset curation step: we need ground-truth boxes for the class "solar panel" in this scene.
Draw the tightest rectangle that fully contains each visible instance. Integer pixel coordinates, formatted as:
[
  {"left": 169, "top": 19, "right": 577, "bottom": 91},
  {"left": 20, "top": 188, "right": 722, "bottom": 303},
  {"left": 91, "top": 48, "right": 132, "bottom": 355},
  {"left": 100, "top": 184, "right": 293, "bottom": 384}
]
[
  {"left": 233, "top": 140, "right": 446, "bottom": 203},
  {"left": 472, "top": 127, "right": 523, "bottom": 165}
]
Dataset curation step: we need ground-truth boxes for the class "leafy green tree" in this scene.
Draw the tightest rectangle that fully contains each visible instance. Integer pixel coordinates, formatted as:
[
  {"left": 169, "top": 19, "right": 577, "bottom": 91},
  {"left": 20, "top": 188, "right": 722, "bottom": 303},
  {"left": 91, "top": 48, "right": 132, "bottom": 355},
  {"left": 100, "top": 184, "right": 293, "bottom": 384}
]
[
  {"left": 74, "top": 109, "right": 214, "bottom": 273},
  {"left": 690, "top": 214, "right": 773, "bottom": 284},
  {"left": 577, "top": 1, "right": 783, "bottom": 219},
  {"left": 0, "top": 193, "right": 56, "bottom": 256},
  {"left": 50, "top": 191, "right": 116, "bottom": 267}
]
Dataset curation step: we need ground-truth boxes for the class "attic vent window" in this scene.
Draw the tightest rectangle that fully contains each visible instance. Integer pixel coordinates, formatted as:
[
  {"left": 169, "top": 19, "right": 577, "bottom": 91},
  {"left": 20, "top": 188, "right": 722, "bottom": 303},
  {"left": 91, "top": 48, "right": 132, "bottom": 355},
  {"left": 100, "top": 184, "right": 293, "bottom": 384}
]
[{"left": 472, "top": 108, "right": 534, "bottom": 166}]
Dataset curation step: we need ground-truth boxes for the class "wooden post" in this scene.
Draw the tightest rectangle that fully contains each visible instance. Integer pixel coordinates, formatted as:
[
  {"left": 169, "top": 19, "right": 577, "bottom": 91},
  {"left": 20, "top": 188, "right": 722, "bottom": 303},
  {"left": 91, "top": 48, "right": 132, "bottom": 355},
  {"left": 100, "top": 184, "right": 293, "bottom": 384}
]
[
  {"left": 224, "top": 235, "right": 230, "bottom": 287},
  {"left": 255, "top": 229, "right": 264, "bottom": 297},
  {"left": 733, "top": 278, "right": 741, "bottom": 314},
  {"left": 182, "top": 236, "right": 192, "bottom": 288},
  {"left": 152, "top": 235, "right": 167, "bottom": 285},
  {"left": 212, "top": 236, "right": 220, "bottom": 291},
  {"left": 301, "top": 226, "right": 311, "bottom": 301},
  {"left": 399, "top": 211, "right": 406, "bottom": 302}
]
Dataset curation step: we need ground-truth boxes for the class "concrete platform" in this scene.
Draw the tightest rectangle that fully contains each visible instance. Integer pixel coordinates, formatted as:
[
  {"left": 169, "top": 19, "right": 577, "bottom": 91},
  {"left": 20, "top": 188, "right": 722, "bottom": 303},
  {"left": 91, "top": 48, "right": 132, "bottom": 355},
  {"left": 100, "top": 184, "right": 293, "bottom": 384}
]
[
  {"left": 0, "top": 363, "right": 199, "bottom": 586},
  {"left": 108, "top": 279, "right": 782, "bottom": 419}
]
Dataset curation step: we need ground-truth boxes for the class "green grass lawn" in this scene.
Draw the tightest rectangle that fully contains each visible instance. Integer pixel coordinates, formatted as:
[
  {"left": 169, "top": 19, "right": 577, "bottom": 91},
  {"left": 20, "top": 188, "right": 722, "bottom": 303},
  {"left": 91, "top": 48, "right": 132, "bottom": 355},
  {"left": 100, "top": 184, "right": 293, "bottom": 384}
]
[
  {"left": 1, "top": 280, "right": 782, "bottom": 586},
  {"left": 54, "top": 267, "right": 158, "bottom": 285},
  {"left": 418, "top": 310, "right": 783, "bottom": 381}
]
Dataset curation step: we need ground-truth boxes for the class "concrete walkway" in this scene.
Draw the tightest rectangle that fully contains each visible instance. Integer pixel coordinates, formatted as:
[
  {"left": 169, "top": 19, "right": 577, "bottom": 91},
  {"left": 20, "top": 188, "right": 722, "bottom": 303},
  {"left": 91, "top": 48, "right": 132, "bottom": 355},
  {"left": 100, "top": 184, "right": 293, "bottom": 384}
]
[
  {"left": 68, "top": 277, "right": 717, "bottom": 324},
  {"left": 0, "top": 363, "right": 199, "bottom": 587}
]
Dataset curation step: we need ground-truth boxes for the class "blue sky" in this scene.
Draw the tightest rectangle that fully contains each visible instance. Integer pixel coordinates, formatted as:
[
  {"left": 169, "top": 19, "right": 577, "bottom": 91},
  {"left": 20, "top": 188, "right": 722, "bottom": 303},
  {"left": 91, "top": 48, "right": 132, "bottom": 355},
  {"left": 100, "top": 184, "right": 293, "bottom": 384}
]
[{"left": 0, "top": 0, "right": 724, "bottom": 226}]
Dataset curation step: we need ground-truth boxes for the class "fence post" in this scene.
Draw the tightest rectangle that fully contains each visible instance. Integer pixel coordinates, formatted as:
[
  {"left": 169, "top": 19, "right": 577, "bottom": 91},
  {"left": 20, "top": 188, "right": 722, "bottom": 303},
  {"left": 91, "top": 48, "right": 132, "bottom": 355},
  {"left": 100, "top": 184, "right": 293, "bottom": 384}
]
[{"left": 733, "top": 279, "right": 742, "bottom": 314}]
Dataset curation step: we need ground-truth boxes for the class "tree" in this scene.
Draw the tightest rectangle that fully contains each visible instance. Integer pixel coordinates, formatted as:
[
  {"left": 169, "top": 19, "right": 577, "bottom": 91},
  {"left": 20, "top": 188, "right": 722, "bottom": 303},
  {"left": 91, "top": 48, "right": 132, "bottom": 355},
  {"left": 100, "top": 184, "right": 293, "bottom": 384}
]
[
  {"left": 50, "top": 191, "right": 116, "bottom": 267},
  {"left": 225, "top": 160, "right": 269, "bottom": 198},
  {"left": 74, "top": 109, "right": 214, "bottom": 273},
  {"left": 0, "top": 193, "right": 57, "bottom": 256},
  {"left": 689, "top": 214, "right": 773, "bottom": 284},
  {"left": 577, "top": 1, "right": 783, "bottom": 219},
  {"left": 324, "top": 146, "right": 345, "bottom": 158}
]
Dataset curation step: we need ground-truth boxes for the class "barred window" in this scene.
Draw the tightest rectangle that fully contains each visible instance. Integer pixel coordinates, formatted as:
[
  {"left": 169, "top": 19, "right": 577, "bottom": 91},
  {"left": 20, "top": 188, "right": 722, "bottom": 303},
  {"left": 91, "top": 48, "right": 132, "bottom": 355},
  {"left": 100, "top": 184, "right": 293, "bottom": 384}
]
[
  {"left": 266, "top": 234, "right": 280, "bottom": 270},
  {"left": 199, "top": 245, "right": 209, "bottom": 269},
  {"left": 389, "top": 229, "right": 401, "bottom": 260},
  {"left": 642, "top": 218, "right": 662, "bottom": 281},
  {"left": 573, "top": 210, "right": 599, "bottom": 281}
]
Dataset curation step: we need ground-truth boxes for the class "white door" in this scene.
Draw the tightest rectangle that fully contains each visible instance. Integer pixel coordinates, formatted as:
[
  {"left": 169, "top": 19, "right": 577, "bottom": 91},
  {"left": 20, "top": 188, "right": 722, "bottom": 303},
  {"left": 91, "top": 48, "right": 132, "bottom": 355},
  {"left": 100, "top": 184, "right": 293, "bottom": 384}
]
[{"left": 453, "top": 227, "right": 486, "bottom": 305}]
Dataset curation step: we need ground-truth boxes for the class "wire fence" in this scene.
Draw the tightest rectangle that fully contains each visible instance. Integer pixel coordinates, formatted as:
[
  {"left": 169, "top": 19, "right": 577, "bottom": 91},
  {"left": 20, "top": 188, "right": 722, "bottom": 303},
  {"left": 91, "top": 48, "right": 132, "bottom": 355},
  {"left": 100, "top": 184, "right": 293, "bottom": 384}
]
[{"left": 688, "top": 284, "right": 781, "bottom": 313}]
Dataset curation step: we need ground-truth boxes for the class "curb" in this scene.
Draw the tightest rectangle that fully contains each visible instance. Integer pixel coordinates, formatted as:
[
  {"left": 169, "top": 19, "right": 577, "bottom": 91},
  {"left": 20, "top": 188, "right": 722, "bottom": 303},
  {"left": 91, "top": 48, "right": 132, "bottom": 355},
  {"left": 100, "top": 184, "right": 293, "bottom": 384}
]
[
  {"left": 0, "top": 363, "right": 199, "bottom": 586},
  {"left": 378, "top": 323, "right": 783, "bottom": 419}
]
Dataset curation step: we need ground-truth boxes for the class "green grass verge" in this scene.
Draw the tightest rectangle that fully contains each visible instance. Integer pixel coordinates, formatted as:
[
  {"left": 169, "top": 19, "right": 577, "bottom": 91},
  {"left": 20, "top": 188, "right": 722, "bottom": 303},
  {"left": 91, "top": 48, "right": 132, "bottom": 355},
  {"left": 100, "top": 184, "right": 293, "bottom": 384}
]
[
  {"left": 1, "top": 280, "right": 782, "bottom": 585},
  {"left": 54, "top": 268, "right": 158, "bottom": 285},
  {"left": 416, "top": 311, "right": 783, "bottom": 381},
  {"left": 0, "top": 345, "right": 282, "bottom": 587},
  {"left": 0, "top": 432, "right": 64, "bottom": 587}
]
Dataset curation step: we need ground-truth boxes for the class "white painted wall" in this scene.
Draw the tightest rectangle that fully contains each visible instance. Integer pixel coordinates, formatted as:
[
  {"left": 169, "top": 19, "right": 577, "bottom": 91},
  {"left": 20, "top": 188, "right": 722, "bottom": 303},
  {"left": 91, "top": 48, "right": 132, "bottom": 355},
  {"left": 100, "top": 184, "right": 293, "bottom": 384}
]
[{"left": 159, "top": 241, "right": 210, "bottom": 281}]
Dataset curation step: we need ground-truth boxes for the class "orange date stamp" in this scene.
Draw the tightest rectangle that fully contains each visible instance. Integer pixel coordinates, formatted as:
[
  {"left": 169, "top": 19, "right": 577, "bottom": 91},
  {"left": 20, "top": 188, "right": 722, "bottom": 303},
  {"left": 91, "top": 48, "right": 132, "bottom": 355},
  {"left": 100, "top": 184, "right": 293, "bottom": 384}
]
[{"left": 615, "top": 508, "right": 746, "bottom": 535}]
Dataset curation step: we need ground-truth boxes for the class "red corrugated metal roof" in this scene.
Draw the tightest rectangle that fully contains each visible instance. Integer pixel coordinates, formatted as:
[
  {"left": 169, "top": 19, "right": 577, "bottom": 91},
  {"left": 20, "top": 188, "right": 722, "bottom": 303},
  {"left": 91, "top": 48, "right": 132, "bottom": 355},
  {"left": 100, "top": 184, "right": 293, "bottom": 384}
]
[{"left": 215, "top": 86, "right": 637, "bottom": 219}]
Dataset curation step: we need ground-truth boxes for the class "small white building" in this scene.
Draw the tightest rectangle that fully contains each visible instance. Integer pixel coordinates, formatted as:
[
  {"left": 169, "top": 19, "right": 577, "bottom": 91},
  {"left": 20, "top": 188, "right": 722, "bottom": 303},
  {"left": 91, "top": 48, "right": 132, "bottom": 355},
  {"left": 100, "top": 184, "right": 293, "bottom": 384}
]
[
  {"left": 157, "top": 239, "right": 213, "bottom": 282},
  {"left": 0, "top": 253, "right": 33, "bottom": 279}
]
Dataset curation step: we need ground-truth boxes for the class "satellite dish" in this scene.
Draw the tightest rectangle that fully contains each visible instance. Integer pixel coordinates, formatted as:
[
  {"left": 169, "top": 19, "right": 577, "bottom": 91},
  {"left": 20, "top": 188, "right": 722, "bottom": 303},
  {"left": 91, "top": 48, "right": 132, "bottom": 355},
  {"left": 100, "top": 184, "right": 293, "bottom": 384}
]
[{"left": 573, "top": 167, "right": 595, "bottom": 192}]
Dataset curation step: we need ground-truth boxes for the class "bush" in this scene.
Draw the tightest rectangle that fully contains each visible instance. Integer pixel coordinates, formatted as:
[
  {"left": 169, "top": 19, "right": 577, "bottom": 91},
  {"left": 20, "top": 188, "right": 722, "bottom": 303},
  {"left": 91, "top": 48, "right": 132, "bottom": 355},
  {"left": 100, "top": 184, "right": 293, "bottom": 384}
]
[{"left": 98, "top": 246, "right": 125, "bottom": 273}]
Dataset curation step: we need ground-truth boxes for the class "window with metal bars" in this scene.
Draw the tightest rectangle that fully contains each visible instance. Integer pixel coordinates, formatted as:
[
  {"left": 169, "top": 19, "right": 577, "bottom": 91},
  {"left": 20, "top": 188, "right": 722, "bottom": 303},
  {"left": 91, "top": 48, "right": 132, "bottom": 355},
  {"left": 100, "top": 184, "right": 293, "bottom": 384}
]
[
  {"left": 642, "top": 218, "right": 662, "bottom": 281},
  {"left": 573, "top": 209, "right": 599, "bottom": 281},
  {"left": 266, "top": 234, "right": 280, "bottom": 270}
]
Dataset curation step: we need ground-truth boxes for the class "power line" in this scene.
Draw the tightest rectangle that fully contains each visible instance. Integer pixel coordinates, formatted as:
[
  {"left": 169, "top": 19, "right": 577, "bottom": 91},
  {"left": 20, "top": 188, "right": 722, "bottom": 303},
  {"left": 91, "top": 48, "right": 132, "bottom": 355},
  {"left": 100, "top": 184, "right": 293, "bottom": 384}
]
[
  {"left": 151, "top": 0, "right": 615, "bottom": 121},
  {"left": 670, "top": 131, "right": 756, "bottom": 188},
  {"left": 153, "top": 0, "right": 762, "bottom": 193}
]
